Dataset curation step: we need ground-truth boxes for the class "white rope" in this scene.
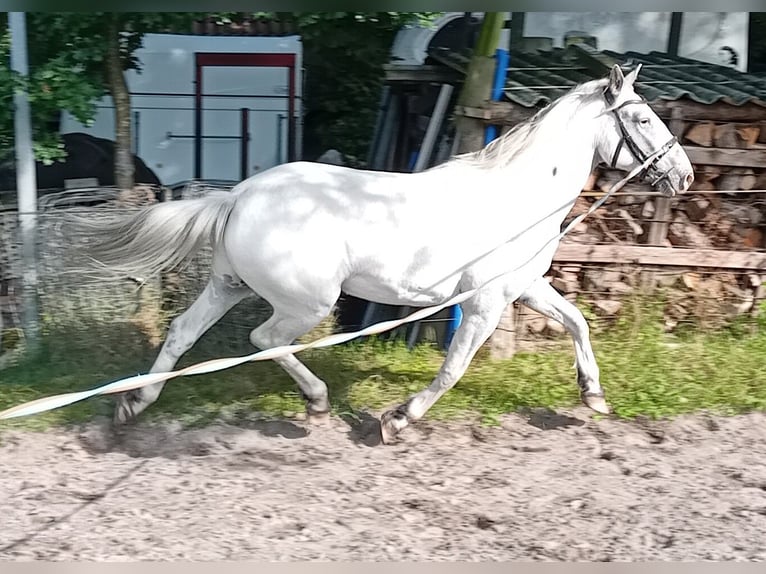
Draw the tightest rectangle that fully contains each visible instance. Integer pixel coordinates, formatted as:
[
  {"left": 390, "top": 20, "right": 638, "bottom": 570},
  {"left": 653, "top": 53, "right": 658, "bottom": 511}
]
[{"left": 0, "top": 153, "right": 666, "bottom": 421}]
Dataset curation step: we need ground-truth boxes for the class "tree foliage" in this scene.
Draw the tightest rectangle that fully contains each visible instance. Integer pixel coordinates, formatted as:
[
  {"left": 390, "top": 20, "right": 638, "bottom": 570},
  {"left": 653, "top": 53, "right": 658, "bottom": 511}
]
[
  {"left": 0, "top": 14, "right": 103, "bottom": 165},
  {"left": 0, "top": 12, "right": 203, "bottom": 166}
]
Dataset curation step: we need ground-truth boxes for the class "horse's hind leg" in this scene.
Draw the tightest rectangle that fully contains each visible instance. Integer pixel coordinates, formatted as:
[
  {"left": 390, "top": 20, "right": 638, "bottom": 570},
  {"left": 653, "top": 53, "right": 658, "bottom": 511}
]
[
  {"left": 114, "top": 271, "right": 252, "bottom": 424},
  {"left": 248, "top": 308, "right": 334, "bottom": 422}
]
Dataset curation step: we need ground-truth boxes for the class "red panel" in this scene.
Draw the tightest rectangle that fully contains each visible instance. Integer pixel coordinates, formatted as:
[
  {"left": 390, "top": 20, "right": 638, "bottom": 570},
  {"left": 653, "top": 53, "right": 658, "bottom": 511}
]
[
  {"left": 194, "top": 52, "right": 298, "bottom": 176},
  {"left": 196, "top": 52, "right": 295, "bottom": 68}
]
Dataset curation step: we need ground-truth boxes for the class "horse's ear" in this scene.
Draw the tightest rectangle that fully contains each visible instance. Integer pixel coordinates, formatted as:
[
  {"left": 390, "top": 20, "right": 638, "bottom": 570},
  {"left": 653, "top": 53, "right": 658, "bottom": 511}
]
[
  {"left": 624, "top": 63, "right": 642, "bottom": 85},
  {"left": 607, "top": 64, "right": 625, "bottom": 97}
]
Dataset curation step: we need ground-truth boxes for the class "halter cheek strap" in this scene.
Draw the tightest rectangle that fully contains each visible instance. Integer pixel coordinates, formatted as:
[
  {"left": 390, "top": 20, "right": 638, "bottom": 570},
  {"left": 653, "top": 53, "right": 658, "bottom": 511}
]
[{"left": 603, "top": 87, "right": 678, "bottom": 187}]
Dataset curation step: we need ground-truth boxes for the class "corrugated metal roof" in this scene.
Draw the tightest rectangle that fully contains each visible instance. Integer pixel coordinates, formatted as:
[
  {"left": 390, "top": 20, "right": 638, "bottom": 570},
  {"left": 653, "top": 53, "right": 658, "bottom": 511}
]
[{"left": 427, "top": 45, "right": 766, "bottom": 109}]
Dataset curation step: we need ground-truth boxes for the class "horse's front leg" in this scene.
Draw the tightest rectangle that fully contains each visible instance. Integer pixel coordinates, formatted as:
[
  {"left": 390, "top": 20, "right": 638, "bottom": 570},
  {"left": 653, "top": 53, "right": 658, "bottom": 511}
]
[
  {"left": 380, "top": 286, "right": 507, "bottom": 444},
  {"left": 518, "top": 276, "right": 609, "bottom": 414}
]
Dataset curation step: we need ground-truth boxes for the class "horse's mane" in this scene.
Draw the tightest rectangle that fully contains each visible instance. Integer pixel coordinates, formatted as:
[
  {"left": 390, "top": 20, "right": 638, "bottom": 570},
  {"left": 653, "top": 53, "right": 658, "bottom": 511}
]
[{"left": 450, "top": 77, "right": 610, "bottom": 170}]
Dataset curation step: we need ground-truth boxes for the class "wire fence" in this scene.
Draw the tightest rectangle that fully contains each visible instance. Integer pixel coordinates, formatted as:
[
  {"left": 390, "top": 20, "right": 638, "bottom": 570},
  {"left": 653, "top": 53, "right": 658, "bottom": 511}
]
[{"left": 0, "top": 183, "right": 275, "bottom": 367}]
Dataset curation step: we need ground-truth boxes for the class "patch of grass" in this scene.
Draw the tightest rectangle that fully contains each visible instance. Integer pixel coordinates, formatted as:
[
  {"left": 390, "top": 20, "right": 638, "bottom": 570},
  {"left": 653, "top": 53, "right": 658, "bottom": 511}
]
[{"left": 2, "top": 300, "right": 766, "bottom": 433}]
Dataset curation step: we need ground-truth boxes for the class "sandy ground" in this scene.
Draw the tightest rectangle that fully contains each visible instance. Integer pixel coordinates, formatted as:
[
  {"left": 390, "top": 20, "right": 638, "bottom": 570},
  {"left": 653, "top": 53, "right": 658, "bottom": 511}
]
[{"left": 1, "top": 407, "right": 766, "bottom": 561}]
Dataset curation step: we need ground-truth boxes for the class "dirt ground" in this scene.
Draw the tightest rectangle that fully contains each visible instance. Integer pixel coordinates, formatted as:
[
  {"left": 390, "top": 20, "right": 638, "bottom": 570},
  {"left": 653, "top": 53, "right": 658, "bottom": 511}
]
[{"left": 1, "top": 407, "right": 766, "bottom": 561}]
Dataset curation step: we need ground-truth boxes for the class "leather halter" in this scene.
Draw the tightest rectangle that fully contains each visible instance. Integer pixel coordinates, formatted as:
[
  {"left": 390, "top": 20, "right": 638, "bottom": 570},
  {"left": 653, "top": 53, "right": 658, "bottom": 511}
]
[{"left": 603, "top": 87, "right": 678, "bottom": 187}]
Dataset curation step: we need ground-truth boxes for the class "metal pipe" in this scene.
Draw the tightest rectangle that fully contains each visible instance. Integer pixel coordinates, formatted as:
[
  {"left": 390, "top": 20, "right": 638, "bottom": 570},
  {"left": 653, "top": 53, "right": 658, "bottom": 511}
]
[
  {"left": 413, "top": 84, "right": 454, "bottom": 172},
  {"left": 9, "top": 11, "right": 39, "bottom": 353}
]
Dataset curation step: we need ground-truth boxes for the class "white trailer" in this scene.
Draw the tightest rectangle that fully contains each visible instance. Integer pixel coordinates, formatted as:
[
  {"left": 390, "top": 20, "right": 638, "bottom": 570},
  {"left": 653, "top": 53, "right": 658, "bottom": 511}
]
[{"left": 60, "top": 33, "right": 303, "bottom": 187}]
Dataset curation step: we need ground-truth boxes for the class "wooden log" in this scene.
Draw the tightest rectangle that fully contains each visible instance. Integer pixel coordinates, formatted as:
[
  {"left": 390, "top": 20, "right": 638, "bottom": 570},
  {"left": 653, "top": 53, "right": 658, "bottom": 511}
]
[
  {"left": 696, "top": 164, "right": 721, "bottom": 183},
  {"left": 554, "top": 243, "right": 766, "bottom": 271},
  {"left": 551, "top": 269, "right": 580, "bottom": 293},
  {"left": 718, "top": 168, "right": 757, "bottom": 191},
  {"left": 741, "top": 227, "right": 764, "bottom": 249},
  {"left": 689, "top": 180, "right": 716, "bottom": 192},
  {"left": 594, "top": 299, "right": 622, "bottom": 315},
  {"left": 685, "top": 122, "right": 714, "bottom": 147},
  {"left": 583, "top": 170, "right": 599, "bottom": 191},
  {"left": 714, "top": 124, "right": 742, "bottom": 148},
  {"left": 668, "top": 212, "right": 713, "bottom": 249},
  {"left": 684, "top": 146, "right": 766, "bottom": 168},
  {"left": 737, "top": 168, "right": 757, "bottom": 190},
  {"left": 755, "top": 169, "right": 766, "bottom": 191},
  {"left": 616, "top": 208, "right": 644, "bottom": 236},
  {"left": 737, "top": 125, "right": 761, "bottom": 148},
  {"left": 684, "top": 197, "right": 711, "bottom": 222},
  {"left": 651, "top": 101, "right": 766, "bottom": 123}
]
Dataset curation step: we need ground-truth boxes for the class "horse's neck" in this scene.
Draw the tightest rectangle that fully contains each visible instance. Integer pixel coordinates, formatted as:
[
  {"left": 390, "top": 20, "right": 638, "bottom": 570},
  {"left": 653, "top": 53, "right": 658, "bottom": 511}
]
[{"left": 489, "top": 110, "right": 600, "bottom": 210}]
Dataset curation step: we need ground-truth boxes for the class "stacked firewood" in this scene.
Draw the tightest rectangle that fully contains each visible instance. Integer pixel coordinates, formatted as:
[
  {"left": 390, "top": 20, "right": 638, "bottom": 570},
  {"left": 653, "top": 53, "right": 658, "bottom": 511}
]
[{"left": 516, "top": 119, "right": 766, "bottom": 339}]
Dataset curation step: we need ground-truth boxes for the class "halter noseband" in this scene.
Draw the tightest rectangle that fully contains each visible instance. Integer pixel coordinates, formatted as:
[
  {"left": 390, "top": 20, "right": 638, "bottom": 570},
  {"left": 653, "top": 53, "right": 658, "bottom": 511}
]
[{"left": 603, "top": 87, "right": 678, "bottom": 187}]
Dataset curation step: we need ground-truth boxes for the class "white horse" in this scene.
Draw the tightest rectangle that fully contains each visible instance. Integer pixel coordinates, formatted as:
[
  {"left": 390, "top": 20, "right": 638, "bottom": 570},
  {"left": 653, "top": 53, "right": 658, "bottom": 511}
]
[{"left": 83, "top": 64, "right": 693, "bottom": 443}]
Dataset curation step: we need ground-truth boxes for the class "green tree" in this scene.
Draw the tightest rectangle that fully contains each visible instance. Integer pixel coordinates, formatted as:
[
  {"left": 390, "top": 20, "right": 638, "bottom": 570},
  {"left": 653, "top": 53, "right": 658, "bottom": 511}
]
[{"left": 0, "top": 13, "right": 103, "bottom": 166}]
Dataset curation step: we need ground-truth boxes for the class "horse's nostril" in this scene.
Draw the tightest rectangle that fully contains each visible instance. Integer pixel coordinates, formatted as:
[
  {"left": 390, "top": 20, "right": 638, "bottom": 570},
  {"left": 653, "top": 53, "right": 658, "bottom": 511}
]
[{"left": 683, "top": 173, "right": 694, "bottom": 190}]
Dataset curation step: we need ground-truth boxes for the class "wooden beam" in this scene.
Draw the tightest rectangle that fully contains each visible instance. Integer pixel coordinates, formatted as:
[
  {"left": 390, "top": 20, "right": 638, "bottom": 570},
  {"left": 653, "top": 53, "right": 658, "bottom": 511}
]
[
  {"left": 567, "top": 42, "right": 616, "bottom": 75},
  {"left": 684, "top": 145, "right": 766, "bottom": 168},
  {"left": 384, "top": 64, "right": 462, "bottom": 84},
  {"left": 554, "top": 243, "right": 766, "bottom": 271},
  {"left": 650, "top": 100, "right": 766, "bottom": 122},
  {"left": 472, "top": 99, "right": 766, "bottom": 125},
  {"left": 457, "top": 101, "right": 537, "bottom": 124}
]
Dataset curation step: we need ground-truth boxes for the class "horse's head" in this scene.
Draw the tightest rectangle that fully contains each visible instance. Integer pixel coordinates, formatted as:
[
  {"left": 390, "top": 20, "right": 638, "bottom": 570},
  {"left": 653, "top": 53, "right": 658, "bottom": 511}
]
[{"left": 596, "top": 64, "right": 694, "bottom": 197}]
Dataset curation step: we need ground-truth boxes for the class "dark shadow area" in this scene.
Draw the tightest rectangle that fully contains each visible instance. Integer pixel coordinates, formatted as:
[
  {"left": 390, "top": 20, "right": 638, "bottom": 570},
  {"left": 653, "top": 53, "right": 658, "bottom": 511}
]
[
  {"left": 76, "top": 415, "right": 310, "bottom": 460},
  {"left": 521, "top": 407, "right": 586, "bottom": 431},
  {"left": 340, "top": 410, "right": 383, "bottom": 447},
  {"left": 0, "top": 132, "right": 161, "bottom": 196}
]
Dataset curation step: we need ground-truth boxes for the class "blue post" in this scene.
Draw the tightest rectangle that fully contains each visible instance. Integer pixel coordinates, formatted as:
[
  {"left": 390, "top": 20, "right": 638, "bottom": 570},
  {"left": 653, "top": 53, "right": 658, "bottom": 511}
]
[
  {"left": 485, "top": 48, "right": 510, "bottom": 145},
  {"left": 444, "top": 48, "right": 510, "bottom": 350}
]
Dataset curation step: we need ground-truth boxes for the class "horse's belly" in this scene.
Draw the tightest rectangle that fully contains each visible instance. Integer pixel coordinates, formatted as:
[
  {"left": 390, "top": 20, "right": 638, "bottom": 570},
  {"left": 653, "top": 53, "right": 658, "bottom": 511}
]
[{"left": 341, "top": 267, "right": 461, "bottom": 307}]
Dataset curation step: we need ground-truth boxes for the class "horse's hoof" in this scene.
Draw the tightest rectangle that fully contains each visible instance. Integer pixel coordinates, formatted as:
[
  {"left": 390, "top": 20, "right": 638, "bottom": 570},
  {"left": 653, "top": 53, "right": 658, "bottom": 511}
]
[
  {"left": 307, "top": 410, "right": 331, "bottom": 426},
  {"left": 582, "top": 391, "right": 611, "bottom": 415},
  {"left": 379, "top": 408, "right": 409, "bottom": 445},
  {"left": 113, "top": 401, "right": 134, "bottom": 426},
  {"left": 113, "top": 392, "right": 144, "bottom": 425}
]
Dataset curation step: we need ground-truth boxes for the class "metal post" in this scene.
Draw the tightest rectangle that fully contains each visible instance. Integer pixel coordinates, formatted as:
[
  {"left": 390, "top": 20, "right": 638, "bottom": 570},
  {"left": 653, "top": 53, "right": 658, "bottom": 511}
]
[
  {"left": 366, "top": 86, "right": 391, "bottom": 167},
  {"left": 667, "top": 13, "right": 682, "bottom": 57},
  {"left": 412, "top": 84, "right": 454, "bottom": 172},
  {"left": 9, "top": 11, "right": 39, "bottom": 353}
]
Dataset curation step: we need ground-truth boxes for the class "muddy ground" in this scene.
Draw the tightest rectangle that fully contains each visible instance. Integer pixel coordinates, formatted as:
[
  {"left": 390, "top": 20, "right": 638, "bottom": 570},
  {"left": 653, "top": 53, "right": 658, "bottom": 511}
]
[{"left": 1, "top": 407, "right": 765, "bottom": 561}]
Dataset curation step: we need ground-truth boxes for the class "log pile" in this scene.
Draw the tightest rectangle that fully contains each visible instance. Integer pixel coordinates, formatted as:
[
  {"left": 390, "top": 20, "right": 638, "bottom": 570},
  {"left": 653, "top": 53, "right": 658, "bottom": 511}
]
[{"left": 517, "top": 118, "right": 766, "bottom": 339}]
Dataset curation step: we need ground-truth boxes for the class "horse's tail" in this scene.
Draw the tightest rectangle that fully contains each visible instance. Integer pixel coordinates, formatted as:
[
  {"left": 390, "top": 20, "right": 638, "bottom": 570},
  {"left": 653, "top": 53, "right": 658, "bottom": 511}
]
[{"left": 76, "top": 190, "right": 238, "bottom": 280}]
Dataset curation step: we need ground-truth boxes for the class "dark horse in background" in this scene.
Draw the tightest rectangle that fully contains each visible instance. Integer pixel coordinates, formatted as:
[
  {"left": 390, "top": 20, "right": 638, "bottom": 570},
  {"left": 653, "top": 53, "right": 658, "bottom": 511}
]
[{"left": 0, "top": 132, "right": 162, "bottom": 202}]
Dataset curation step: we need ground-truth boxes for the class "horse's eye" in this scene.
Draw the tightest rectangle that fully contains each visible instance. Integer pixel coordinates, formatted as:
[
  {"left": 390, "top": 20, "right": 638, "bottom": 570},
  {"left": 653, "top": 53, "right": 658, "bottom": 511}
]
[{"left": 639, "top": 117, "right": 651, "bottom": 126}]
